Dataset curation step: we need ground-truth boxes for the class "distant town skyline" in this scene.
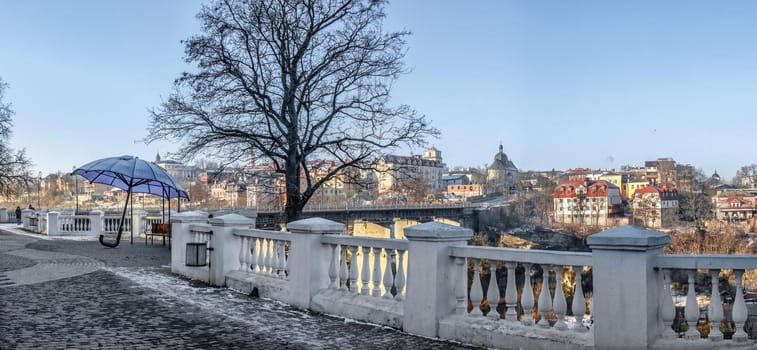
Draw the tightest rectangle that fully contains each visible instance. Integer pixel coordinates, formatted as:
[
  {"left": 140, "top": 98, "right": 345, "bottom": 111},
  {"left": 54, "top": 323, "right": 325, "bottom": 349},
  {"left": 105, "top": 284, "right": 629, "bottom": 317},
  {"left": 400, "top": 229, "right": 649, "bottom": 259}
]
[{"left": 2, "top": 1, "right": 756, "bottom": 181}]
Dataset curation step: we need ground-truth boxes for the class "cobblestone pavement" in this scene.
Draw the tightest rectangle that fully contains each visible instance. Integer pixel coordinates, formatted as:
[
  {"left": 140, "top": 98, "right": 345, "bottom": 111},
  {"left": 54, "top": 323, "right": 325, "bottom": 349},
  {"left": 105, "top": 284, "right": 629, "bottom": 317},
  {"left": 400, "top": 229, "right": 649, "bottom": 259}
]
[{"left": 0, "top": 228, "right": 483, "bottom": 350}]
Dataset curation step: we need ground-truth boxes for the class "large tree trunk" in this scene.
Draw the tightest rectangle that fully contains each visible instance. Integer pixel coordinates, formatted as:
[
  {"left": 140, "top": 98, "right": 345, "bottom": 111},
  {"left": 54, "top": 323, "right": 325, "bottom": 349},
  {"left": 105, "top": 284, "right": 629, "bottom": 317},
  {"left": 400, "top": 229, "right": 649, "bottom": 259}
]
[{"left": 284, "top": 145, "right": 302, "bottom": 223}]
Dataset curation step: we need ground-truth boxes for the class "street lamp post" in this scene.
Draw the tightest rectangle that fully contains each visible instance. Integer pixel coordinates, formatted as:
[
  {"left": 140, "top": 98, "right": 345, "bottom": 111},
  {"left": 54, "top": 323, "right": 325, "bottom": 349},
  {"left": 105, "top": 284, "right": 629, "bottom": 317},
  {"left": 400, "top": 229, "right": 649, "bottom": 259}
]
[
  {"left": 37, "top": 171, "right": 42, "bottom": 209},
  {"left": 72, "top": 166, "right": 79, "bottom": 214}
]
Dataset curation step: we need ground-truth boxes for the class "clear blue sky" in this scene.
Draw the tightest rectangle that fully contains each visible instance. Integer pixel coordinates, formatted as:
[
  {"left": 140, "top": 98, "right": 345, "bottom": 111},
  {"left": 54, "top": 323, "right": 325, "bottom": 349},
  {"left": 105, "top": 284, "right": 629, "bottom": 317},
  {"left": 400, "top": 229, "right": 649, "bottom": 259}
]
[{"left": 2, "top": 1, "right": 756, "bottom": 181}]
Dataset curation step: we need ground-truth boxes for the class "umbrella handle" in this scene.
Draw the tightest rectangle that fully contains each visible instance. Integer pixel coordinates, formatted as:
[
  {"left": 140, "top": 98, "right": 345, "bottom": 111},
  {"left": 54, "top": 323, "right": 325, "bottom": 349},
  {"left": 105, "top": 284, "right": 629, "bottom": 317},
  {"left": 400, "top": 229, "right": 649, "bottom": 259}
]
[
  {"left": 99, "top": 233, "right": 121, "bottom": 248},
  {"left": 99, "top": 185, "right": 131, "bottom": 249}
]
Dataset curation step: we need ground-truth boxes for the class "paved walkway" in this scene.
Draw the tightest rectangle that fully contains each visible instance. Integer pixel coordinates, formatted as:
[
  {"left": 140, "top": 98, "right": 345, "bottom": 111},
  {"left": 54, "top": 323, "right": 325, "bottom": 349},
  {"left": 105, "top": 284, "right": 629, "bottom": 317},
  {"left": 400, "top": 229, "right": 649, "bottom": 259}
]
[{"left": 0, "top": 225, "right": 482, "bottom": 349}]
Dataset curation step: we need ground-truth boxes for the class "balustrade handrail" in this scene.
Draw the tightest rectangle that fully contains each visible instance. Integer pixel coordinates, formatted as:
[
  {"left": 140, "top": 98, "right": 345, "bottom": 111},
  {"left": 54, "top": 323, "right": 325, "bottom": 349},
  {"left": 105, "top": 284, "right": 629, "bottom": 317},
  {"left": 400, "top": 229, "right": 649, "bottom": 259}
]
[
  {"left": 320, "top": 234, "right": 409, "bottom": 251},
  {"left": 188, "top": 224, "right": 213, "bottom": 234},
  {"left": 655, "top": 254, "right": 757, "bottom": 270},
  {"left": 450, "top": 245, "right": 592, "bottom": 266},
  {"left": 232, "top": 227, "right": 292, "bottom": 241}
]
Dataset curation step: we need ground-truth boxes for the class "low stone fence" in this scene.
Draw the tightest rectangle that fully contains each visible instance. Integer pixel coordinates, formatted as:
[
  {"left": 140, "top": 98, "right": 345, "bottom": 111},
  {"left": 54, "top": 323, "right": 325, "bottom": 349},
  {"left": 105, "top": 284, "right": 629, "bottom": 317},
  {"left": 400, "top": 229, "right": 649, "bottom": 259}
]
[
  {"left": 19, "top": 209, "right": 172, "bottom": 240},
  {"left": 169, "top": 212, "right": 757, "bottom": 350}
]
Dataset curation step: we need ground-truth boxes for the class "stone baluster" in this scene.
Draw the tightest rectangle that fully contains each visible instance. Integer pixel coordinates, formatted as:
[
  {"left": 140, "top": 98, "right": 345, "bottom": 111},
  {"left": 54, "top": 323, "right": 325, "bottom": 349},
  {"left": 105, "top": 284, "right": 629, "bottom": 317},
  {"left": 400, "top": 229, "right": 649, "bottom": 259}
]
[
  {"left": 684, "top": 270, "right": 700, "bottom": 339},
  {"left": 571, "top": 266, "right": 587, "bottom": 332},
  {"left": 246, "top": 237, "right": 259, "bottom": 273},
  {"left": 371, "top": 247, "right": 382, "bottom": 297},
  {"left": 328, "top": 244, "right": 338, "bottom": 289},
  {"left": 455, "top": 257, "right": 467, "bottom": 315},
  {"left": 245, "top": 236, "right": 254, "bottom": 272},
  {"left": 246, "top": 237, "right": 255, "bottom": 272},
  {"left": 382, "top": 249, "right": 394, "bottom": 299},
  {"left": 521, "top": 263, "right": 535, "bottom": 325},
  {"left": 238, "top": 236, "right": 247, "bottom": 271},
  {"left": 469, "top": 258, "right": 484, "bottom": 317},
  {"left": 394, "top": 249, "right": 406, "bottom": 301},
  {"left": 254, "top": 238, "right": 263, "bottom": 273},
  {"left": 263, "top": 238, "right": 273, "bottom": 275},
  {"left": 488, "top": 261, "right": 501, "bottom": 320},
  {"left": 280, "top": 241, "right": 288, "bottom": 279},
  {"left": 732, "top": 269, "right": 748, "bottom": 342},
  {"left": 272, "top": 240, "right": 281, "bottom": 277},
  {"left": 260, "top": 238, "right": 269, "bottom": 273},
  {"left": 348, "top": 245, "right": 359, "bottom": 293},
  {"left": 361, "top": 246, "right": 371, "bottom": 295},
  {"left": 707, "top": 269, "right": 723, "bottom": 341},
  {"left": 537, "top": 265, "right": 553, "bottom": 328},
  {"left": 339, "top": 245, "right": 349, "bottom": 290},
  {"left": 504, "top": 262, "right": 518, "bottom": 322},
  {"left": 553, "top": 266, "right": 568, "bottom": 330},
  {"left": 269, "top": 239, "right": 277, "bottom": 275},
  {"left": 659, "top": 268, "right": 677, "bottom": 338}
]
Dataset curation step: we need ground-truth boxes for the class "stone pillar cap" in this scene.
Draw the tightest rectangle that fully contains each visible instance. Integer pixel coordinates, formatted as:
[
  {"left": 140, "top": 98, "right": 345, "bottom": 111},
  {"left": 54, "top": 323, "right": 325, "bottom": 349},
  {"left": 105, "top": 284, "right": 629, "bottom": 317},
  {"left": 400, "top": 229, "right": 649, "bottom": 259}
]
[
  {"left": 404, "top": 221, "right": 473, "bottom": 242},
  {"left": 172, "top": 211, "right": 210, "bottom": 223},
  {"left": 287, "top": 217, "right": 345, "bottom": 234},
  {"left": 587, "top": 225, "right": 669, "bottom": 250},
  {"left": 209, "top": 213, "right": 255, "bottom": 226}
]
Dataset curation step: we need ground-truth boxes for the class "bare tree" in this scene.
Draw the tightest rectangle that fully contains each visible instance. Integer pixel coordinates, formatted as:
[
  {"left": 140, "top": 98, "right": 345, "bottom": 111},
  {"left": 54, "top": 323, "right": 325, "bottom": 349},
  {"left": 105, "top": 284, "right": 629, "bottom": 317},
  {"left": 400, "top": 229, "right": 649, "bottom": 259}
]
[
  {"left": 0, "top": 77, "right": 33, "bottom": 197},
  {"left": 146, "top": 0, "right": 438, "bottom": 221},
  {"left": 633, "top": 195, "right": 657, "bottom": 228},
  {"left": 734, "top": 164, "right": 757, "bottom": 188}
]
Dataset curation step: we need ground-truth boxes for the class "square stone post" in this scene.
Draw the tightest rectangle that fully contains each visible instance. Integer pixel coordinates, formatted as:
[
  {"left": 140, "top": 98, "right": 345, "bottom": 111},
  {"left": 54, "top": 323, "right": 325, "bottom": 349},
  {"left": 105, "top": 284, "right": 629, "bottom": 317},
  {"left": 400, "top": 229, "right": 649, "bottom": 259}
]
[
  {"left": 286, "top": 218, "right": 345, "bottom": 309},
  {"left": 209, "top": 213, "right": 255, "bottom": 287},
  {"left": 89, "top": 210, "right": 104, "bottom": 236},
  {"left": 131, "top": 210, "right": 147, "bottom": 239},
  {"left": 403, "top": 222, "right": 473, "bottom": 338},
  {"left": 170, "top": 211, "right": 209, "bottom": 275},
  {"left": 587, "top": 225, "right": 669, "bottom": 349},
  {"left": 46, "top": 211, "right": 60, "bottom": 236},
  {"left": 21, "top": 208, "right": 33, "bottom": 229},
  {"left": 0, "top": 208, "right": 7, "bottom": 223}
]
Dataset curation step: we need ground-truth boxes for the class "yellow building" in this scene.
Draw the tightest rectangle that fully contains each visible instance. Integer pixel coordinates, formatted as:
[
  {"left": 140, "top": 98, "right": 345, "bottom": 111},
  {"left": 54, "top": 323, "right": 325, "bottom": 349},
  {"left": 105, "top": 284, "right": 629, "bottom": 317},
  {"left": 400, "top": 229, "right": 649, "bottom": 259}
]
[
  {"left": 598, "top": 173, "right": 622, "bottom": 189},
  {"left": 623, "top": 178, "right": 650, "bottom": 201}
]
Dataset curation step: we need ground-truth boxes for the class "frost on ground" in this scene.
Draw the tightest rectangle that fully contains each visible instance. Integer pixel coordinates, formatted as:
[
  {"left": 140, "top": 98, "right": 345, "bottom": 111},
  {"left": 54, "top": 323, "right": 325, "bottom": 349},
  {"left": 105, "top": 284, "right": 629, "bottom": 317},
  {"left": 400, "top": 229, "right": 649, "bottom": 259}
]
[{"left": 105, "top": 267, "right": 447, "bottom": 349}]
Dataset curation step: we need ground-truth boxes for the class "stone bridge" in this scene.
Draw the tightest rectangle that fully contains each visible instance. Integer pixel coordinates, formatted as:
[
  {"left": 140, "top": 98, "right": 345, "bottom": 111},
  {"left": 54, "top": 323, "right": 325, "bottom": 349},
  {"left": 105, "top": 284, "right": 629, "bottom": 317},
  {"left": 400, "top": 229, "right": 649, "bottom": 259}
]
[{"left": 253, "top": 203, "right": 482, "bottom": 232}]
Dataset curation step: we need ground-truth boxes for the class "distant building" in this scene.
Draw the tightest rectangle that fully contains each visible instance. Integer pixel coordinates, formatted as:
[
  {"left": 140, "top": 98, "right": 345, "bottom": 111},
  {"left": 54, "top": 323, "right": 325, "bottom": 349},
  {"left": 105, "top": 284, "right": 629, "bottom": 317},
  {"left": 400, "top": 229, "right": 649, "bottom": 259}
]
[
  {"left": 445, "top": 184, "right": 484, "bottom": 200},
  {"left": 486, "top": 144, "right": 518, "bottom": 194},
  {"left": 154, "top": 152, "right": 197, "bottom": 182},
  {"left": 552, "top": 179, "right": 623, "bottom": 226},
  {"left": 442, "top": 174, "right": 470, "bottom": 187},
  {"left": 374, "top": 147, "right": 445, "bottom": 196},
  {"left": 712, "top": 194, "right": 757, "bottom": 221},
  {"left": 446, "top": 167, "right": 487, "bottom": 186},
  {"left": 675, "top": 163, "right": 697, "bottom": 191},
  {"left": 598, "top": 173, "right": 622, "bottom": 190},
  {"left": 623, "top": 177, "right": 651, "bottom": 202},
  {"left": 632, "top": 185, "right": 679, "bottom": 229},
  {"left": 645, "top": 158, "right": 677, "bottom": 186}
]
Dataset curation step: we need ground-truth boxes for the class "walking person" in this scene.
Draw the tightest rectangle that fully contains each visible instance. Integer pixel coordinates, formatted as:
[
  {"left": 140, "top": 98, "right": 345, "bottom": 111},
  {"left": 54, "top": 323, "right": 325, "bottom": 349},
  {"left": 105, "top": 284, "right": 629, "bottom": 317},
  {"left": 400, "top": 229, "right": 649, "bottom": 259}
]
[{"left": 15, "top": 206, "right": 21, "bottom": 225}]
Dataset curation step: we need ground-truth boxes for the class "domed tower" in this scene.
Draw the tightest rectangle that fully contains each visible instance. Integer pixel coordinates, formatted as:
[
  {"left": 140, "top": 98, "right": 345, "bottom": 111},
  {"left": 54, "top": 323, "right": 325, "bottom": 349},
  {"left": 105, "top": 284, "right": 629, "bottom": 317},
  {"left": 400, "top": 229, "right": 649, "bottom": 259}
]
[
  {"left": 486, "top": 144, "right": 518, "bottom": 194},
  {"left": 711, "top": 169, "right": 721, "bottom": 184}
]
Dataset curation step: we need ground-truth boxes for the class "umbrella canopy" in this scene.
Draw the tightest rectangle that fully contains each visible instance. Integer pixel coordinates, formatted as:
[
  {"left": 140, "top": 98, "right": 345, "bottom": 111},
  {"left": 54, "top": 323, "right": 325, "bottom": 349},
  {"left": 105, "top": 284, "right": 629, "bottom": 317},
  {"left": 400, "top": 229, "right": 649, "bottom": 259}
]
[
  {"left": 73, "top": 155, "right": 189, "bottom": 248},
  {"left": 74, "top": 155, "right": 189, "bottom": 199}
]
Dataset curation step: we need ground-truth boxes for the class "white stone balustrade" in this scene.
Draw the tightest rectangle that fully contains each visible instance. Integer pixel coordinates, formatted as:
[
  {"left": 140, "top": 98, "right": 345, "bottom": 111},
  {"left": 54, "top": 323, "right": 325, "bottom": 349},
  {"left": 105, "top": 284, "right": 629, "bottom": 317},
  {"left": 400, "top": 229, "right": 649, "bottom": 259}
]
[
  {"left": 234, "top": 228, "right": 291, "bottom": 279},
  {"left": 58, "top": 214, "right": 92, "bottom": 233},
  {"left": 320, "top": 234, "right": 408, "bottom": 299},
  {"left": 449, "top": 245, "right": 592, "bottom": 332},
  {"left": 102, "top": 215, "right": 131, "bottom": 233},
  {"left": 655, "top": 254, "right": 757, "bottom": 347},
  {"left": 167, "top": 221, "right": 756, "bottom": 350}
]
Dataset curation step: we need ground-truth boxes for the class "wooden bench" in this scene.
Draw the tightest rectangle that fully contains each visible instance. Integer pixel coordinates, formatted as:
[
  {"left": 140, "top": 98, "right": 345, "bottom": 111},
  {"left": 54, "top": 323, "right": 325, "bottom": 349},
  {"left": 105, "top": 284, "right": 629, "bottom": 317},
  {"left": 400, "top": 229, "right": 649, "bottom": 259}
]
[{"left": 146, "top": 223, "right": 171, "bottom": 247}]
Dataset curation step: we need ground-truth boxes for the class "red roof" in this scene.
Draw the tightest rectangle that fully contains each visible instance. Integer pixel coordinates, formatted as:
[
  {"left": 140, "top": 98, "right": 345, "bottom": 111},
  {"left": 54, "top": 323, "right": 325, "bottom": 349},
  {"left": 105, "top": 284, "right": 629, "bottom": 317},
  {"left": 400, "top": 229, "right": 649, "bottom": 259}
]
[{"left": 552, "top": 180, "right": 618, "bottom": 199}]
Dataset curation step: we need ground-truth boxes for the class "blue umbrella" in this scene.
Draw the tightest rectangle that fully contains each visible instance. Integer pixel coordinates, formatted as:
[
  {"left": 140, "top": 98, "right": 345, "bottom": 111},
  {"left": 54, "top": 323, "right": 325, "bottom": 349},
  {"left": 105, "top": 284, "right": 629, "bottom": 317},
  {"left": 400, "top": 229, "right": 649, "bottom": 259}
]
[{"left": 74, "top": 155, "right": 189, "bottom": 248}]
